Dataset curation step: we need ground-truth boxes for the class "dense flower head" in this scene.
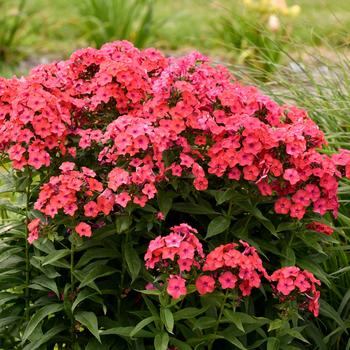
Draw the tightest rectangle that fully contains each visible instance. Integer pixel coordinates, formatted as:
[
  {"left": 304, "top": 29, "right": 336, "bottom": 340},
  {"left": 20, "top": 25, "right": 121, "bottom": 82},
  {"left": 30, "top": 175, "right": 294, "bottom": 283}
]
[
  {"left": 202, "top": 240, "right": 269, "bottom": 296},
  {"left": 144, "top": 223, "right": 204, "bottom": 272},
  {"left": 270, "top": 266, "right": 321, "bottom": 316},
  {"left": 0, "top": 41, "right": 347, "bottom": 240}
]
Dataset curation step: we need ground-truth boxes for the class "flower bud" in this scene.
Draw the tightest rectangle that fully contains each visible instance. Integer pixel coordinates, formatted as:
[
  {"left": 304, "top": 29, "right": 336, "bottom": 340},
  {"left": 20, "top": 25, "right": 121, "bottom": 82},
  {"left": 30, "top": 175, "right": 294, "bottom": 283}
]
[{"left": 267, "top": 14, "right": 280, "bottom": 32}]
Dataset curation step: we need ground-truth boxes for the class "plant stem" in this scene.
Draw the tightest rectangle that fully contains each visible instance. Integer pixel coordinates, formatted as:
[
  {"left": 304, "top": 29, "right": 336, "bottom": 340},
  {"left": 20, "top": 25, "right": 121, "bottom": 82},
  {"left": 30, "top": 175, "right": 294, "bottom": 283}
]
[
  {"left": 117, "top": 234, "right": 127, "bottom": 318},
  {"left": 70, "top": 234, "right": 75, "bottom": 345},
  {"left": 209, "top": 290, "right": 229, "bottom": 350},
  {"left": 24, "top": 169, "right": 32, "bottom": 322},
  {"left": 225, "top": 200, "right": 233, "bottom": 242}
]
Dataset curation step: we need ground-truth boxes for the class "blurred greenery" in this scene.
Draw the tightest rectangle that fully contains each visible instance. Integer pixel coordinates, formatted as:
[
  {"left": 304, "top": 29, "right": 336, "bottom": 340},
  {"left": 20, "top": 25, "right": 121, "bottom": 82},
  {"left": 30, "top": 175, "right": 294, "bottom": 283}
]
[{"left": 1, "top": 0, "right": 350, "bottom": 77}]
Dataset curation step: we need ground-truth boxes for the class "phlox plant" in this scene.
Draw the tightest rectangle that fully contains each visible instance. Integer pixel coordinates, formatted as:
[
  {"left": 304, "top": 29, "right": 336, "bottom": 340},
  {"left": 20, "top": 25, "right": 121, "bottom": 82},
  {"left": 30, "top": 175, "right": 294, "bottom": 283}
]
[{"left": 0, "top": 40, "right": 349, "bottom": 349}]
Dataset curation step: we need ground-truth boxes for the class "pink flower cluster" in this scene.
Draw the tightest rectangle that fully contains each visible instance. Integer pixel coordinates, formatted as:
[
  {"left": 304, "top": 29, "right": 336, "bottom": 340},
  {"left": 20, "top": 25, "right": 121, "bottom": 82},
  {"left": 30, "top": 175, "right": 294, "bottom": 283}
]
[
  {"left": 27, "top": 218, "right": 41, "bottom": 244},
  {"left": 270, "top": 266, "right": 321, "bottom": 316},
  {"left": 306, "top": 221, "right": 334, "bottom": 236},
  {"left": 0, "top": 41, "right": 347, "bottom": 240},
  {"left": 200, "top": 241, "right": 269, "bottom": 296},
  {"left": 144, "top": 223, "right": 204, "bottom": 272},
  {"left": 145, "top": 223, "right": 321, "bottom": 316}
]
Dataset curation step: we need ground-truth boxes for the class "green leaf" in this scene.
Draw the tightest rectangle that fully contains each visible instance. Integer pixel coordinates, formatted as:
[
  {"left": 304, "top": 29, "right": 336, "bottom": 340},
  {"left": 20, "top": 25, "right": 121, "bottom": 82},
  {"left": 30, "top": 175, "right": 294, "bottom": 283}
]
[
  {"left": 320, "top": 300, "right": 347, "bottom": 330},
  {"left": 142, "top": 295, "right": 160, "bottom": 319},
  {"left": 72, "top": 289, "right": 98, "bottom": 312},
  {"left": 169, "top": 338, "right": 192, "bottom": 350},
  {"left": 193, "top": 316, "right": 216, "bottom": 330},
  {"left": 160, "top": 308, "right": 174, "bottom": 334},
  {"left": 75, "top": 248, "right": 118, "bottom": 269},
  {"left": 283, "top": 329, "right": 310, "bottom": 343},
  {"left": 157, "top": 190, "right": 175, "bottom": 216},
  {"left": 338, "top": 288, "right": 350, "bottom": 316},
  {"left": 282, "top": 247, "right": 295, "bottom": 266},
  {"left": 86, "top": 339, "right": 108, "bottom": 350},
  {"left": 101, "top": 327, "right": 154, "bottom": 338},
  {"left": 23, "top": 324, "right": 66, "bottom": 350},
  {"left": 22, "top": 303, "right": 63, "bottom": 341},
  {"left": 130, "top": 316, "right": 157, "bottom": 337},
  {"left": 268, "top": 319, "right": 284, "bottom": 332},
  {"left": 115, "top": 215, "right": 132, "bottom": 234},
  {"left": 154, "top": 332, "right": 169, "bottom": 350},
  {"left": 75, "top": 311, "right": 100, "bottom": 342},
  {"left": 0, "top": 292, "right": 19, "bottom": 306},
  {"left": 267, "top": 337, "right": 280, "bottom": 350},
  {"left": 0, "top": 316, "right": 21, "bottom": 329},
  {"left": 41, "top": 249, "right": 70, "bottom": 266},
  {"left": 223, "top": 310, "right": 244, "bottom": 332},
  {"left": 78, "top": 265, "right": 117, "bottom": 289},
  {"left": 0, "top": 222, "right": 22, "bottom": 235},
  {"left": 222, "top": 334, "right": 247, "bottom": 350},
  {"left": 277, "top": 222, "right": 297, "bottom": 232},
  {"left": 173, "top": 307, "right": 208, "bottom": 321},
  {"left": 206, "top": 216, "right": 230, "bottom": 238},
  {"left": 214, "top": 189, "right": 235, "bottom": 205},
  {"left": 30, "top": 275, "right": 59, "bottom": 297},
  {"left": 172, "top": 202, "right": 219, "bottom": 215},
  {"left": 124, "top": 243, "right": 141, "bottom": 283},
  {"left": 137, "top": 288, "right": 161, "bottom": 296},
  {"left": 250, "top": 207, "right": 276, "bottom": 235}
]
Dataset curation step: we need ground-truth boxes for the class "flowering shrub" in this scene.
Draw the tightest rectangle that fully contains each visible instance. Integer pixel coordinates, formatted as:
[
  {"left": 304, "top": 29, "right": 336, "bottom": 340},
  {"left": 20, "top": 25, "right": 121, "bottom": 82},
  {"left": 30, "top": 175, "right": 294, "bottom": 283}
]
[
  {"left": 1, "top": 40, "right": 348, "bottom": 238},
  {"left": 0, "top": 41, "right": 348, "bottom": 349}
]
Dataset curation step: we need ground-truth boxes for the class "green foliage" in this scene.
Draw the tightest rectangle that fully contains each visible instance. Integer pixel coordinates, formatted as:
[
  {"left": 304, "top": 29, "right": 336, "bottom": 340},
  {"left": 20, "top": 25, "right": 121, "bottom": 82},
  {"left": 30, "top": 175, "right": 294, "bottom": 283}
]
[
  {"left": 77, "top": 0, "right": 158, "bottom": 48},
  {"left": 0, "top": 164, "right": 349, "bottom": 349},
  {"left": 0, "top": 0, "right": 31, "bottom": 64},
  {"left": 214, "top": 1, "right": 299, "bottom": 77}
]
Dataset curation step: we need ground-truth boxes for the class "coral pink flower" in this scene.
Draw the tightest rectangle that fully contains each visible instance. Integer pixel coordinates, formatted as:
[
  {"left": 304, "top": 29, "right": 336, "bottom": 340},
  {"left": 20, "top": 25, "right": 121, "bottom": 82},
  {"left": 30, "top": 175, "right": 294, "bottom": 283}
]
[
  {"left": 75, "top": 222, "right": 92, "bottom": 237},
  {"left": 290, "top": 203, "right": 306, "bottom": 220},
  {"left": 283, "top": 169, "right": 300, "bottom": 185},
  {"left": 219, "top": 271, "right": 237, "bottom": 289},
  {"left": 156, "top": 211, "right": 165, "bottom": 221},
  {"left": 178, "top": 258, "right": 193, "bottom": 272},
  {"left": 274, "top": 197, "right": 291, "bottom": 214},
  {"left": 277, "top": 278, "right": 295, "bottom": 295},
  {"left": 84, "top": 201, "right": 99, "bottom": 217},
  {"left": 178, "top": 242, "right": 195, "bottom": 260},
  {"left": 142, "top": 183, "right": 157, "bottom": 199},
  {"left": 115, "top": 192, "right": 131, "bottom": 207},
  {"left": 27, "top": 218, "right": 41, "bottom": 244},
  {"left": 195, "top": 275, "right": 216, "bottom": 295},
  {"left": 108, "top": 168, "right": 130, "bottom": 191},
  {"left": 167, "top": 275, "right": 187, "bottom": 299},
  {"left": 308, "top": 290, "right": 320, "bottom": 317},
  {"left": 8, "top": 144, "right": 25, "bottom": 161},
  {"left": 164, "top": 233, "right": 183, "bottom": 248},
  {"left": 193, "top": 177, "right": 208, "bottom": 191},
  {"left": 59, "top": 162, "right": 75, "bottom": 172},
  {"left": 294, "top": 274, "right": 311, "bottom": 292}
]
